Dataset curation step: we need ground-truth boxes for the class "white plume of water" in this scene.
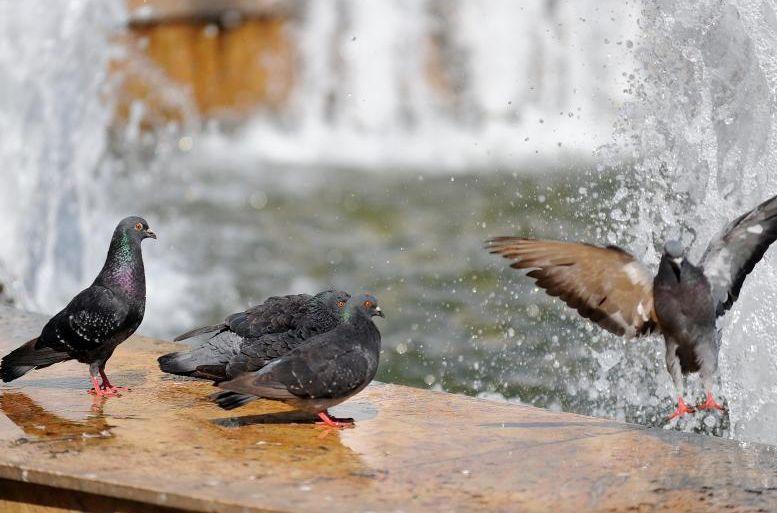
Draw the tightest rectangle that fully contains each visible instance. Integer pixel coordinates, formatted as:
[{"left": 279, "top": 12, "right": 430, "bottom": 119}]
[
  {"left": 206, "top": 0, "right": 637, "bottom": 172},
  {"left": 0, "top": 0, "right": 126, "bottom": 311},
  {"left": 606, "top": 0, "right": 777, "bottom": 444}
]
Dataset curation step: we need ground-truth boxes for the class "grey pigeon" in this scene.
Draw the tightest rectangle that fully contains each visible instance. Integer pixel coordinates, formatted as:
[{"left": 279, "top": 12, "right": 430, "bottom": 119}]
[
  {"left": 211, "top": 294, "right": 384, "bottom": 428},
  {"left": 157, "top": 290, "right": 350, "bottom": 381},
  {"left": 487, "top": 193, "right": 777, "bottom": 420},
  {"left": 1, "top": 216, "right": 156, "bottom": 396}
]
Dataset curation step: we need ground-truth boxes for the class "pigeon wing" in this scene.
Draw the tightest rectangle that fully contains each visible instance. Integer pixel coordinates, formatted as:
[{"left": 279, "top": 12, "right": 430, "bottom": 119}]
[
  {"left": 225, "top": 294, "right": 312, "bottom": 338},
  {"left": 701, "top": 194, "right": 777, "bottom": 316},
  {"left": 40, "top": 285, "right": 130, "bottom": 354},
  {"left": 221, "top": 328, "right": 371, "bottom": 400},
  {"left": 224, "top": 331, "right": 307, "bottom": 378},
  {"left": 175, "top": 294, "right": 313, "bottom": 342},
  {"left": 486, "top": 237, "right": 657, "bottom": 338}
]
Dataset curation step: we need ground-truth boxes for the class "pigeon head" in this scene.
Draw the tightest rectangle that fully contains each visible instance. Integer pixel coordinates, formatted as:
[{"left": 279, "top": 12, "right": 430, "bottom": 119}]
[
  {"left": 343, "top": 293, "right": 384, "bottom": 321},
  {"left": 117, "top": 216, "right": 157, "bottom": 242},
  {"left": 314, "top": 289, "right": 351, "bottom": 313},
  {"left": 98, "top": 216, "right": 156, "bottom": 291},
  {"left": 663, "top": 240, "right": 684, "bottom": 264}
]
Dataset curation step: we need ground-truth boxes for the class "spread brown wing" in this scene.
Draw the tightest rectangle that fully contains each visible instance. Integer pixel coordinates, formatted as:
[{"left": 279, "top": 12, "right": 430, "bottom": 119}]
[{"left": 486, "top": 237, "right": 658, "bottom": 338}]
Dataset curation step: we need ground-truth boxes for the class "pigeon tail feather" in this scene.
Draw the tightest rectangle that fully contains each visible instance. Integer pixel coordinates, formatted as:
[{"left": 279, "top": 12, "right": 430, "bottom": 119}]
[
  {"left": 0, "top": 338, "right": 69, "bottom": 382},
  {"left": 157, "top": 351, "right": 200, "bottom": 376},
  {"left": 173, "top": 323, "right": 225, "bottom": 342},
  {"left": 210, "top": 391, "right": 257, "bottom": 410}
]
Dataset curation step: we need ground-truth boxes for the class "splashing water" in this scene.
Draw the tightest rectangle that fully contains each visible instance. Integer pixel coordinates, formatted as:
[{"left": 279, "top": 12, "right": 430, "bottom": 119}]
[{"left": 603, "top": 1, "right": 777, "bottom": 443}]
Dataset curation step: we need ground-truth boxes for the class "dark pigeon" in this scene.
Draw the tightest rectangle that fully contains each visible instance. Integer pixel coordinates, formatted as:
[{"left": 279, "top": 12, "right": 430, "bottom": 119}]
[
  {"left": 211, "top": 293, "right": 384, "bottom": 428},
  {"left": 487, "top": 193, "right": 777, "bottom": 420},
  {"left": 1, "top": 216, "right": 156, "bottom": 396},
  {"left": 157, "top": 290, "right": 351, "bottom": 381}
]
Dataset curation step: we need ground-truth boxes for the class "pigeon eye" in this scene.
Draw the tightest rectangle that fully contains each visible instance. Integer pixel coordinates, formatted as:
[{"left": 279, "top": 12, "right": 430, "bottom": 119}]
[
  {"left": 363, "top": 300, "right": 373, "bottom": 309},
  {"left": 337, "top": 300, "right": 346, "bottom": 308},
  {"left": 135, "top": 223, "right": 143, "bottom": 231}
]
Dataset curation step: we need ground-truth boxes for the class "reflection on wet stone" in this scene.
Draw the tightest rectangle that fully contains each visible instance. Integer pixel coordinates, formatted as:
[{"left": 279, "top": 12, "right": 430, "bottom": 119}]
[{"left": 1, "top": 391, "right": 113, "bottom": 445}]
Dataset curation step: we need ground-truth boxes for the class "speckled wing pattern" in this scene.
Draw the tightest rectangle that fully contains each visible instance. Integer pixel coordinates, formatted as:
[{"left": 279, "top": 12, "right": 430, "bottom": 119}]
[
  {"left": 39, "top": 285, "right": 130, "bottom": 357},
  {"left": 701, "top": 194, "right": 777, "bottom": 316},
  {"left": 487, "top": 237, "right": 657, "bottom": 338}
]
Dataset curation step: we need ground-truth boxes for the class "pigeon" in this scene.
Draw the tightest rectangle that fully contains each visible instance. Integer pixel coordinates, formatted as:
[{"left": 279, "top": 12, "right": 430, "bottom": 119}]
[
  {"left": 210, "top": 293, "right": 384, "bottom": 428},
  {"left": 0, "top": 216, "right": 156, "bottom": 396},
  {"left": 486, "top": 193, "right": 777, "bottom": 420},
  {"left": 157, "top": 290, "right": 351, "bottom": 381}
]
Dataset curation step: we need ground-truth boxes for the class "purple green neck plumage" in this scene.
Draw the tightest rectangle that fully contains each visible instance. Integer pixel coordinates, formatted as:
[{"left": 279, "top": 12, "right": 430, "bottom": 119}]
[{"left": 97, "top": 229, "right": 145, "bottom": 296}]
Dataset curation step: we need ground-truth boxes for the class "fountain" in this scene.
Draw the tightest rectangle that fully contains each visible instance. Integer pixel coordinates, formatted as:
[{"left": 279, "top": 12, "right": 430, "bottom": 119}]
[{"left": 1, "top": 0, "right": 776, "bottom": 445}]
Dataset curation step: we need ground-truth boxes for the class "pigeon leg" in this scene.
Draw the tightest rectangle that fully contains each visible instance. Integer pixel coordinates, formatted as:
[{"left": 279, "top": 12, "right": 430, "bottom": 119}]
[
  {"left": 316, "top": 411, "right": 355, "bottom": 428},
  {"left": 697, "top": 391, "right": 725, "bottom": 412},
  {"left": 665, "top": 339, "right": 693, "bottom": 420},
  {"left": 98, "top": 365, "right": 128, "bottom": 394},
  {"left": 697, "top": 352, "right": 724, "bottom": 412},
  {"left": 87, "top": 363, "right": 121, "bottom": 397},
  {"left": 87, "top": 376, "right": 120, "bottom": 397}
]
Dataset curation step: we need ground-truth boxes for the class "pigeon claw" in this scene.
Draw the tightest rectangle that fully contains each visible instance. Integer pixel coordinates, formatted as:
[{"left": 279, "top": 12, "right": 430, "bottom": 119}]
[
  {"left": 316, "top": 411, "right": 355, "bottom": 428},
  {"left": 88, "top": 377, "right": 124, "bottom": 397},
  {"left": 697, "top": 391, "right": 725, "bottom": 412},
  {"left": 87, "top": 387, "right": 122, "bottom": 397},
  {"left": 667, "top": 397, "right": 695, "bottom": 421}
]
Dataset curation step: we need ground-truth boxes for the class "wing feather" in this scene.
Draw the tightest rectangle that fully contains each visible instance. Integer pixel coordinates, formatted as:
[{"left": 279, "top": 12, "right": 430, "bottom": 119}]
[
  {"left": 487, "top": 237, "right": 657, "bottom": 338},
  {"left": 701, "top": 194, "right": 777, "bottom": 316}
]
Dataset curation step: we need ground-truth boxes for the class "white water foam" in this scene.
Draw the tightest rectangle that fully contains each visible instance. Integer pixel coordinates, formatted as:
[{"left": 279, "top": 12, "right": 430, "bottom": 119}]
[
  {"left": 605, "top": 0, "right": 777, "bottom": 444},
  {"left": 0, "top": 0, "right": 126, "bottom": 310},
  {"left": 203, "top": 0, "right": 638, "bottom": 172}
]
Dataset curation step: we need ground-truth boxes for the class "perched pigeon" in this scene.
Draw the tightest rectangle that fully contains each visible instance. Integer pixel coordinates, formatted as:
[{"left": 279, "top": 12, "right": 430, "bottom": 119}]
[
  {"left": 157, "top": 290, "right": 351, "bottom": 381},
  {"left": 487, "top": 193, "right": 777, "bottom": 420},
  {"left": 211, "top": 294, "right": 384, "bottom": 428},
  {"left": 0, "top": 216, "right": 156, "bottom": 396}
]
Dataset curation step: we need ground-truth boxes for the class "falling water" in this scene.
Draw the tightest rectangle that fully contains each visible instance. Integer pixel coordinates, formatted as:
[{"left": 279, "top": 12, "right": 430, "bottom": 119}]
[
  {"left": 0, "top": 0, "right": 126, "bottom": 309},
  {"left": 605, "top": 0, "right": 777, "bottom": 444},
  {"left": 207, "top": 0, "right": 637, "bottom": 171}
]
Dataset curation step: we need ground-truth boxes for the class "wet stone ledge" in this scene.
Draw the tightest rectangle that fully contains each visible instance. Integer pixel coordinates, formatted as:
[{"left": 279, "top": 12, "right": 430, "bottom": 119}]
[{"left": 0, "top": 306, "right": 776, "bottom": 513}]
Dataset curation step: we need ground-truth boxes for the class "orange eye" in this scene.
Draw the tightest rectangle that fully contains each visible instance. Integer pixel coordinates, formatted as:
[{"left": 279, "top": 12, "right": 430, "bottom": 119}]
[
  {"left": 135, "top": 223, "right": 143, "bottom": 231},
  {"left": 337, "top": 300, "right": 346, "bottom": 308},
  {"left": 363, "top": 300, "right": 373, "bottom": 309}
]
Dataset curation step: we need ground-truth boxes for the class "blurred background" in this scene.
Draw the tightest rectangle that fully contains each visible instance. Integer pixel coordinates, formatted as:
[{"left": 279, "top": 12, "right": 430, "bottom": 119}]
[{"left": 2, "top": 0, "right": 777, "bottom": 444}]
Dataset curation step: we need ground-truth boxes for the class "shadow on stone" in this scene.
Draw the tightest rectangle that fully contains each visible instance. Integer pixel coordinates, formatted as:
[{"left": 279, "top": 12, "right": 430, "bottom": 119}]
[{"left": 212, "top": 410, "right": 319, "bottom": 427}]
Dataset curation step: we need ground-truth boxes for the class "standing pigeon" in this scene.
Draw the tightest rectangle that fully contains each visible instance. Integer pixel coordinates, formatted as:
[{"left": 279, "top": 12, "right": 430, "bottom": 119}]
[
  {"left": 1, "top": 216, "right": 156, "bottom": 396},
  {"left": 486, "top": 193, "right": 777, "bottom": 420},
  {"left": 157, "top": 290, "right": 351, "bottom": 381},
  {"left": 211, "top": 294, "right": 384, "bottom": 428}
]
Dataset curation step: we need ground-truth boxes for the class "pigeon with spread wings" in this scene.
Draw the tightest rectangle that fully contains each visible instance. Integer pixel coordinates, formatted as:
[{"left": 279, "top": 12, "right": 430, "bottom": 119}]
[{"left": 487, "top": 193, "right": 777, "bottom": 420}]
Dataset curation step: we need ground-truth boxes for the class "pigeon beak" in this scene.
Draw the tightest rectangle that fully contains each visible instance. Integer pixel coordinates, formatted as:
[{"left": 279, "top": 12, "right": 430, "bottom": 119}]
[
  {"left": 145, "top": 228, "right": 157, "bottom": 240},
  {"left": 375, "top": 307, "right": 385, "bottom": 318}
]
